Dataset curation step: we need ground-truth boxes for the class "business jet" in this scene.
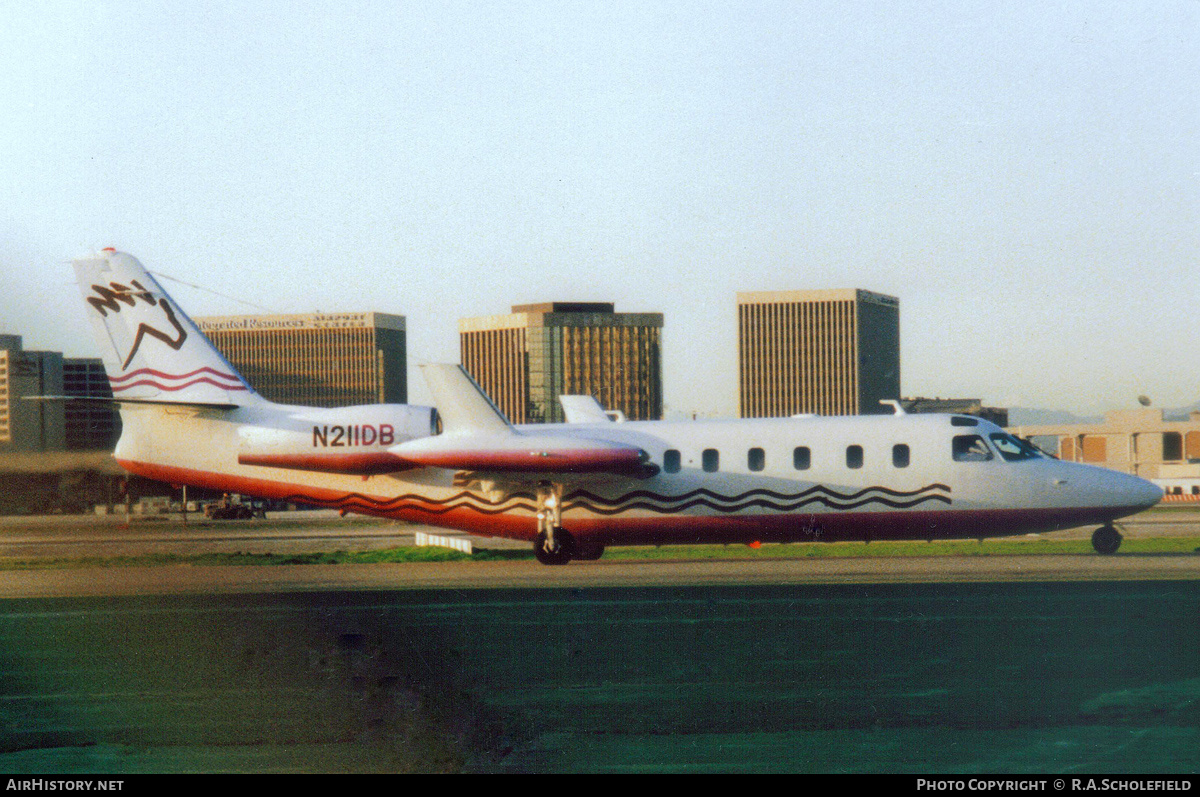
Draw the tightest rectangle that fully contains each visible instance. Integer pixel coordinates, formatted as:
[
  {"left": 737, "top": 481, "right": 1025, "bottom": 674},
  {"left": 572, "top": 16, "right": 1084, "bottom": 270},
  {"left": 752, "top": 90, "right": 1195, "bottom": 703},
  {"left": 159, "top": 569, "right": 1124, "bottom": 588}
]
[{"left": 69, "top": 249, "right": 1161, "bottom": 564}]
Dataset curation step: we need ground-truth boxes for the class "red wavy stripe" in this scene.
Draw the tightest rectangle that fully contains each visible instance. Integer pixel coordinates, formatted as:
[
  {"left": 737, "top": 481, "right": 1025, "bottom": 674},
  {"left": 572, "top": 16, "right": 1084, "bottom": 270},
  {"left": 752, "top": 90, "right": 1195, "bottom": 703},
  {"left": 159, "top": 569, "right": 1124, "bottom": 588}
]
[
  {"left": 109, "top": 366, "right": 242, "bottom": 384},
  {"left": 111, "top": 377, "right": 250, "bottom": 392}
]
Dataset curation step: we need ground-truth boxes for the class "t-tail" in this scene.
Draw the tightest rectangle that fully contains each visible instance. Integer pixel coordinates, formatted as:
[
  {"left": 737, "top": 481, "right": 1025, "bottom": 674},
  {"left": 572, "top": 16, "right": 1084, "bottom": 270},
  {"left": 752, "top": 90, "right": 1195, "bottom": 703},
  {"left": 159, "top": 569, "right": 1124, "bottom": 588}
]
[{"left": 73, "top": 249, "right": 262, "bottom": 408}]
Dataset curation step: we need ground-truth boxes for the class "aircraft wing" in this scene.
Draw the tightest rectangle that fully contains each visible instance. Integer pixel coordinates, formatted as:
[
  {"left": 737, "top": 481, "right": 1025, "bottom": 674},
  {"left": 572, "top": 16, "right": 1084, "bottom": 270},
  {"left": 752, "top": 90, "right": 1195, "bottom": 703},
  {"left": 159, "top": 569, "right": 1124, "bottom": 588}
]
[
  {"left": 395, "top": 365, "right": 649, "bottom": 477},
  {"left": 389, "top": 432, "right": 646, "bottom": 475},
  {"left": 236, "top": 366, "right": 650, "bottom": 478}
]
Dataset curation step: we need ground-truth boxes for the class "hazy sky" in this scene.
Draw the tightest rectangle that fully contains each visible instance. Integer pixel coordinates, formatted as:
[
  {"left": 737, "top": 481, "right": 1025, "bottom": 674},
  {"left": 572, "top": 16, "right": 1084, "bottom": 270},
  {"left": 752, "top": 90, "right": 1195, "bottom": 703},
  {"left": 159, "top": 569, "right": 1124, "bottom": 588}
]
[{"left": 3, "top": 2, "right": 1197, "bottom": 416}]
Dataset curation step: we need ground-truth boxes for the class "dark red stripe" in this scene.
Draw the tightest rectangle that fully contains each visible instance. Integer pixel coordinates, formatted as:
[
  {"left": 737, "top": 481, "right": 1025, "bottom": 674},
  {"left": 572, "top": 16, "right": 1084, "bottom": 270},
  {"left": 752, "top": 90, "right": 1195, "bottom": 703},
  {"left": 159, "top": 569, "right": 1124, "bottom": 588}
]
[
  {"left": 111, "top": 377, "right": 249, "bottom": 392},
  {"left": 114, "top": 459, "right": 1136, "bottom": 548},
  {"left": 238, "top": 452, "right": 416, "bottom": 475},
  {"left": 109, "top": 366, "right": 243, "bottom": 384}
]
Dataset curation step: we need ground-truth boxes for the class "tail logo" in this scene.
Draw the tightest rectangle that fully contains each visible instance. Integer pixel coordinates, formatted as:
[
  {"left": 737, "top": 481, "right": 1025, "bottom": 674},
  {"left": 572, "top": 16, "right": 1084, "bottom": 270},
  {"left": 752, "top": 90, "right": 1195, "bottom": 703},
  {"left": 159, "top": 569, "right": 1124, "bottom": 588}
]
[{"left": 88, "top": 280, "right": 188, "bottom": 369}]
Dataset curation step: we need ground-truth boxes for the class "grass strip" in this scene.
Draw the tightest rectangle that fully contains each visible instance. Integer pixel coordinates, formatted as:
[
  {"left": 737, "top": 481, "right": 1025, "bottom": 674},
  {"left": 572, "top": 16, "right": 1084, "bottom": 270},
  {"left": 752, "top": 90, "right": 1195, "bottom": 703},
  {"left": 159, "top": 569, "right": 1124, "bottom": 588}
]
[
  {"left": 602, "top": 536, "right": 1200, "bottom": 561},
  {"left": 0, "top": 547, "right": 527, "bottom": 570},
  {"left": 1, "top": 535, "right": 1198, "bottom": 570}
]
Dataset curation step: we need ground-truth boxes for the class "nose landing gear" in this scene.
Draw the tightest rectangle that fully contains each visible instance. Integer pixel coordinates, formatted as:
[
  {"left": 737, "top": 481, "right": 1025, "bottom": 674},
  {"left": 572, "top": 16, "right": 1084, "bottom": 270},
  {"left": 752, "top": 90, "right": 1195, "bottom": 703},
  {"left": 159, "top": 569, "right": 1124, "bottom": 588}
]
[{"left": 1091, "top": 524, "right": 1123, "bottom": 555}]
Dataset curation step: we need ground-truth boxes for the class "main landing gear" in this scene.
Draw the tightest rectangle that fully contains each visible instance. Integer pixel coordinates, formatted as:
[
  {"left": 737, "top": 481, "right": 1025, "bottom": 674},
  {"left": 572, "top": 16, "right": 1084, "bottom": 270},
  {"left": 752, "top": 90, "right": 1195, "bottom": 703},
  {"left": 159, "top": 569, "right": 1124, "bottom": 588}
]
[
  {"left": 535, "top": 482, "right": 572, "bottom": 565},
  {"left": 1091, "top": 524, "right": 1123, "bottom": 555},
  {"left": 532, "top": 482, "right": 605, "bottom": 565},
  {"left": 535, "top": 528, "right": 574, "bottom": 565}
]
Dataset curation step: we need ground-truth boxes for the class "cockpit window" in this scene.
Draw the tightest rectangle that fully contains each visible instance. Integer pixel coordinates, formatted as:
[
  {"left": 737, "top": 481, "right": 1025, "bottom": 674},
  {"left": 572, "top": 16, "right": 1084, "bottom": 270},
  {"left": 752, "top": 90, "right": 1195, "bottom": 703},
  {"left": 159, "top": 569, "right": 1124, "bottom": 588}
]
[
  {"left": 952, "top": 434, "right": 993, "bottom": 462},
  {"left": 989, "top": 433, "right": 1042, "bottom": 462}
]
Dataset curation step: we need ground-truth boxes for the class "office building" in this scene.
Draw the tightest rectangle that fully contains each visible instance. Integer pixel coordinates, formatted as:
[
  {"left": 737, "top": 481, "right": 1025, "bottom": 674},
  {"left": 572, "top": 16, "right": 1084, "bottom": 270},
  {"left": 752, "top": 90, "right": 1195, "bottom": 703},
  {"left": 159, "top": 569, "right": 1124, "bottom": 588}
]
[
  {"left": 195, "top": 312, "right": 406, "bottom": 408},
  {"left": 737, "top": 289, "right": 900, "bottom": 417},
  {"left": 0, "top": 335, "right": 64, "bottom": 452},
  {"left": 460, "top": 302, "right": 663, "bottom": 423},
  {"left": 63, "top": 358, "right": 121, "bottom": 450}
]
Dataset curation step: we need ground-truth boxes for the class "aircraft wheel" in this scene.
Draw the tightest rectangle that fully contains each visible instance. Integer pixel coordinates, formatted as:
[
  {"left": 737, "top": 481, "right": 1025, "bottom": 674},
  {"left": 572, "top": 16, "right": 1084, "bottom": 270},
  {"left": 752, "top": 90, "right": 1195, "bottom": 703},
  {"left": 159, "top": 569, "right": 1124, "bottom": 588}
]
[
  {"left": 534, "top": 528, "right": 574, "bottom": 565},
  {"left": 1092, "top": 524, "right": 1122, "bottom": 555}
]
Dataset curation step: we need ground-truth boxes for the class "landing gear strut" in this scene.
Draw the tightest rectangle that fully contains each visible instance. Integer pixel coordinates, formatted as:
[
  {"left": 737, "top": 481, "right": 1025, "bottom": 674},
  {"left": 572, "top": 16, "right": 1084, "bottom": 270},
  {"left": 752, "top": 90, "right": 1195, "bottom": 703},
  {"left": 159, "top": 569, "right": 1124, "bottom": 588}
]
[
  {"left": 1091, "top": 524, "right": 1122, "bottom": 555},
  {"left": 534, "top": 482, "right": 573, "bottom": 565}
]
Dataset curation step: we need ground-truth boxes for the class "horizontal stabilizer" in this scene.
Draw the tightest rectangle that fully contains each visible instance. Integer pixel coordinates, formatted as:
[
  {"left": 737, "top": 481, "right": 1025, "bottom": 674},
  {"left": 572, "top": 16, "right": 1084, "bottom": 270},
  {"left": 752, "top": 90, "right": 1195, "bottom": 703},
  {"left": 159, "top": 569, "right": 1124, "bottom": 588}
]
[{"left": 25, "top": 395, "right": 239, "bottom": 410}]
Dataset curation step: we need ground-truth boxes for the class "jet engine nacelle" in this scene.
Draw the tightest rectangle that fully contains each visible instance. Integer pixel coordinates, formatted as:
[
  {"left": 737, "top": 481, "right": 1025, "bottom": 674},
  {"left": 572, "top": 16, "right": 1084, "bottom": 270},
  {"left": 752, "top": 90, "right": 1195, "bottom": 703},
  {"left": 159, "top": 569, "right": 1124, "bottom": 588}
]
[{"left": 237, "top": 404, "right": 439, "bottom": 475}]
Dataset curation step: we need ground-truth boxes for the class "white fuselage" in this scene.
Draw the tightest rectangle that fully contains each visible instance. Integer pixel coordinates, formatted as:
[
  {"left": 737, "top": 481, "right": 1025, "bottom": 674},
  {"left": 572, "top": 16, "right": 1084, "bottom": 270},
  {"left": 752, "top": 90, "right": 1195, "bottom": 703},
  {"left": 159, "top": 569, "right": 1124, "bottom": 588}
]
[
  {"left": 73, "top": 249, "right": 1161, "bottom": 554},
  {"left": 112, "top": 402, "right": 1163, "bottom": 546}
]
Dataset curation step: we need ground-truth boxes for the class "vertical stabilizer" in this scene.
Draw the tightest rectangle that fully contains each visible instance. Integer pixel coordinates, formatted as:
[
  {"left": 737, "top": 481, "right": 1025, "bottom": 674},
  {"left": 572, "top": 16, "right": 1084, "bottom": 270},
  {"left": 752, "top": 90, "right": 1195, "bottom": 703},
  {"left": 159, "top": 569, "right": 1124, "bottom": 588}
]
[{"left": 73, "top": 249, "right": 260, "bottom": 406}]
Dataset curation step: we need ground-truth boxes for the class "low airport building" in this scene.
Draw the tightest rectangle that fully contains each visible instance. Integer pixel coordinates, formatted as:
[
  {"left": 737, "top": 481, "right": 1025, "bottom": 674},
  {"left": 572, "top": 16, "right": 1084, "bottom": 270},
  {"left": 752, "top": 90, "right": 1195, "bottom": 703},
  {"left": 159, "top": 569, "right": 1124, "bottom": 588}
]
[{"left": 1010, "top": 408, "right": 1200, "bottom": 499}]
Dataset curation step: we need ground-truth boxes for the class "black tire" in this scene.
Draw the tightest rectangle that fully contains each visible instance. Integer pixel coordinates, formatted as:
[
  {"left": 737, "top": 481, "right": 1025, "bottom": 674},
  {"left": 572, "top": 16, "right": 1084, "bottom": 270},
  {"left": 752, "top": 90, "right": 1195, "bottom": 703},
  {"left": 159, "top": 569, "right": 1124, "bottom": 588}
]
[
  {"left": 534, "top": 528, "right": 574, "bottom": 565},
  {"left": 574, "top": 541, "right": 605, "bottom": 561},
  {"left": 1092, "top": 525, "right": 1122, "bottom": 555}
]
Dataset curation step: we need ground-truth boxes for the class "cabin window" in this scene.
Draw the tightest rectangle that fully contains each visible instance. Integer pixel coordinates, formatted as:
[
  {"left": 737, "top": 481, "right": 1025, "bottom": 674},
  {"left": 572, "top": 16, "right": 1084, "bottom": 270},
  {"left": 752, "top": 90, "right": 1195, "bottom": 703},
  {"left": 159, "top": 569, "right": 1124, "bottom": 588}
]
[
  {"left": 793, "top": 446, "right": 811, "bottom": 470},
  {"left": 663, "top": 449, "right": 681, "bottom": 473},
  {"left": 952, "top": 435, "right": 993, "bottom": 462},
  {"left": 846, "top": 445, "right": 863, "bottom": 469},
  {"left": 951, "top": 416, "right": 979, "bottom": 427},
  {"left": 702, "top": 448, "right": 720, "bottom": 472},
  {"left": 892, "top": 444, "right": 910, "bottom": 468},
  {"left": 748, "top": 447, "right": 765, "bottom": 472}
]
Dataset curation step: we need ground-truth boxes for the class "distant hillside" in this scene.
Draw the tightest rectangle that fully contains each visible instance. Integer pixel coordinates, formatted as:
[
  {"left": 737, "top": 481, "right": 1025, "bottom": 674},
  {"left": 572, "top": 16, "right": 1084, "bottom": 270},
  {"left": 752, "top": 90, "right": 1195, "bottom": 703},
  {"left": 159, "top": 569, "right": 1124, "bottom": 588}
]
[
  {"left": 1009, "top": 402, "right": 1200, "bottom": 426},
  {"left": 1007, "top": 408, "right": 1102, "bottom": 427},
  {"left": 1164, "top": 400, "right": 1200, "bottom": 421}
]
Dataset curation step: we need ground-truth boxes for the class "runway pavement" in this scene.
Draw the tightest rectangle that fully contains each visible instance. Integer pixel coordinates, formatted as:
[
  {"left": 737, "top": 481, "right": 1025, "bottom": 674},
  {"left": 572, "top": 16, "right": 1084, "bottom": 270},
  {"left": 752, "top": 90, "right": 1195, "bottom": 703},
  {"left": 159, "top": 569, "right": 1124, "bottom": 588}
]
[
  {"left": 1, "top": 550, "right": 1200, "bottom": 600},
  {"left": 0, "top": 509, "right": 525, "bottom": 557},
  {"left": 3, "top": 581, "right": 1199, "bottom": 772},
  {"left": 4, "top": 506, "right": 1199, "bottom": 555},
  {"left": 0, "top": 509, "right": 1198, "bottom": 599},
  {"left": 3, "top": 509, "right": 1199, "bottom": 773}
]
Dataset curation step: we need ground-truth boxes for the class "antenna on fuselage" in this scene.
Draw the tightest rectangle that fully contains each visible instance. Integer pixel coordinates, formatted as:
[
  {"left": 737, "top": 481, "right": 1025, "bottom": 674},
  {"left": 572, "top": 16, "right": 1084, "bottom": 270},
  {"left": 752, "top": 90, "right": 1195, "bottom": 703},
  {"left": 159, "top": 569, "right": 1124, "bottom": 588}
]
[{"left": 880, "top": 399, "right": 906, "bottom": 416}]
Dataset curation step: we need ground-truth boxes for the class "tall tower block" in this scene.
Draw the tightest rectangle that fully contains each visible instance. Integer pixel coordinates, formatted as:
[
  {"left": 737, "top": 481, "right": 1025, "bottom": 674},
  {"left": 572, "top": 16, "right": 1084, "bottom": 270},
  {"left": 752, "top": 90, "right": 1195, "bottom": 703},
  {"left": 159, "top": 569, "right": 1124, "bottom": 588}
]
[{"left": 737, "top": 289, "right": 899, "bottom": 417}]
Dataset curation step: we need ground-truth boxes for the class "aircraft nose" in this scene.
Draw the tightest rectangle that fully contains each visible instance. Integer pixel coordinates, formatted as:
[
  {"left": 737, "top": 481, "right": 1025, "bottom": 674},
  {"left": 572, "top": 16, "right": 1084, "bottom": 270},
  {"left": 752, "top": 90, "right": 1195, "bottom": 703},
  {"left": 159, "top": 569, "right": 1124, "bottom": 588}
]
[{"left": 1110, "top": 471, "right": 1164, "bottom": 509}]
